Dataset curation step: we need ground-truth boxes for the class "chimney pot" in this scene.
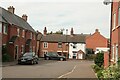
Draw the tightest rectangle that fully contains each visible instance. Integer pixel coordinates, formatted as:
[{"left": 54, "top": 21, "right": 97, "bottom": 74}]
[
  {"left": 44, "top": 27, "right": 47, "bottom": 35},
  {"left": 22, "top": 14, "right": 28, "bottom": 21},
  {"left": 8, "top": 6, "right": 15, "bottom": 14},
  {"left": 95, "top": 29, "right": 99, "bottom": 32},
  {"left": 71, "top": 28, "right": 74, "bottom": 35}
]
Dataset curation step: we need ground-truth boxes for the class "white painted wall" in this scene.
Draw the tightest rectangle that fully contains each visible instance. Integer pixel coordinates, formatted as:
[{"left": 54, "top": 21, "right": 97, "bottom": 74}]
[
  {"left": 69, "top": 43, "right": 85, "bottom": 59},
  {"left": 95, "top": 47, "right": 109, "bottom": 54}
]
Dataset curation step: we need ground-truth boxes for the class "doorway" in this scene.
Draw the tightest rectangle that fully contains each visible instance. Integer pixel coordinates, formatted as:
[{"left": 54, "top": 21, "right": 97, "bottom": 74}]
[{"left": 15, "top": 45, "right": 18, "bottom": 60}]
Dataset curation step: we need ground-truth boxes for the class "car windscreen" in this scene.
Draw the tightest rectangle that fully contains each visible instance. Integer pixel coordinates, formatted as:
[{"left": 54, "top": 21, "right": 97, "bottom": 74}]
[{"left": 23, "top": 53, "right": 33, "bottom": 57}]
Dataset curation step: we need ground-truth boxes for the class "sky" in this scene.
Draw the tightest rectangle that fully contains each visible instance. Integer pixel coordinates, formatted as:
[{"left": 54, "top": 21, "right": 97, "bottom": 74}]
[{"left": 0, "top": 0, "right": 111, "bottom": 38}]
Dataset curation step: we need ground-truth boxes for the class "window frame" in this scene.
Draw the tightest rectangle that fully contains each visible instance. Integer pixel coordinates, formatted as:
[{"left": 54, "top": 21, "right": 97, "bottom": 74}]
[
  {"left": 3, "top": 23, "right": 8, "bottom": 34},
  {"left": 17, "top": 28, "right": 20, "bottom": 37},
  {"left": 58, "top": 42, "right": 62, "bottom": 48},
  {"left": 43, "top": 42, "right": 48, "bottom": 48},
  {"left": 22, "top": 30, "right": 25, "bottom": 38}
]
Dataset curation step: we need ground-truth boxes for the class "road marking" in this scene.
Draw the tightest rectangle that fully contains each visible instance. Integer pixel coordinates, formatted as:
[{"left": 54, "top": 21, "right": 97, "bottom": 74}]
[{"left": 58, "top": 65, "right": 77, "bottom": 78}]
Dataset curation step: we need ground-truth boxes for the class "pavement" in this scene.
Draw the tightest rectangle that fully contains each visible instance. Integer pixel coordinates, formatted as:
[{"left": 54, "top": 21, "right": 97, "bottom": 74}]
[{"left": 1, "top": 58, "right": 45, "bottom": 67}]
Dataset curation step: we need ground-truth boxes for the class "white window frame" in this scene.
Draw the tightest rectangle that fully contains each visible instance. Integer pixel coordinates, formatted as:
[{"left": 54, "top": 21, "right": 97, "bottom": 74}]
[
  {"left": 30, "top": 32, "right": 32, "bottom": 39},
  {"left": 22, "top": 30, "right": 25, "bottom": 38},
  {"left": 112, "top": 45, "right": 115, "bottom": 60},
  {"left": 33, "top": 46, "right": 35, "bottom": 52},
  {"left": 115, "top": 44, "right": 118, "bottom": 62},
  {"left": 43, "top": 42, "right": 48, "bottom": 48},
  {"left": 43, "top": 50, "right": 48, "bottom": 57},
  {"left": 118, "top": 7, "right": 120, "bottom": 26},
  {"left": 3, "top": 23, "right": 8, "bottom": 34},
  {"left": 34, "top": 34, "right": 36, "bottom": 40},
  {"left": 113, "top": 13, "right": 116, "bottom": 30},
  {"left": 0, "top": 22, "right": 2, "bottom": 33},
  {"left": 21, "top": 45, "right": 24, "bottom": 54},
  {"left": 58, "top": 42, "right": 62, "bottom": 48},
  {"left": 17, "top": 28, "right": 20, "bottom": 37}
]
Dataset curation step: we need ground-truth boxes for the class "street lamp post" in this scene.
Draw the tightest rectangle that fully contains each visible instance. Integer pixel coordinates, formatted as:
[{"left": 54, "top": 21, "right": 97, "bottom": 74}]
[
  {"left": 103, "top": 0, "right": 113, "bottom": 65},
  {"left": 66, "top": 29, "right": 68, "bottom": 59}
]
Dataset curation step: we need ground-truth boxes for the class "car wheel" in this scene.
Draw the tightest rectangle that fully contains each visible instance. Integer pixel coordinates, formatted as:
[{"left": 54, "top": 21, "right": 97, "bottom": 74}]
[
  {"left": 60, "top": 58, "right": 63, "bottom": 61},
  {"left": 46, "top": 57, "right": 49, "bottom": 60}
]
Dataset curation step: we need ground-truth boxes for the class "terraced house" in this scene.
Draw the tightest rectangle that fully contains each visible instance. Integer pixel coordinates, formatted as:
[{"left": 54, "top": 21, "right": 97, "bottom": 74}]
[
  {"left": 0, "top": 6, "right": 36, "bottom": 60},
  {"left": 110, "top": 0, "right": 120, "bottom": 64},
  {"left": 37, "top": 27, "right": 89, "bottom": 59}
]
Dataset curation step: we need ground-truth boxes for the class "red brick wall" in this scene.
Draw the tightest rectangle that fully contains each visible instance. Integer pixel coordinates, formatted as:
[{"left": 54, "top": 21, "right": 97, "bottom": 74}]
[
  {"left": 2, "top": 22, "right": 36, "bottom": 59},
  {"left": 104, "top": 51, "right": 109, "bottom": 69},
  {"left": 39, "top": 42, "right": 68, "bottom": 57},
  {"left": 86, "top": 31, "right": 108, "bottom": 51},
  {"left": 111, "top": 1, "right": 120, "bottom": 63}
]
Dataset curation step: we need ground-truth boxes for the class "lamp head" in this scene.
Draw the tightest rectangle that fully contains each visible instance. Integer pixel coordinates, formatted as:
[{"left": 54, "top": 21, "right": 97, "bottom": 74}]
[{"left": 103, "top": 0, "right": 111, "bottom": 5}]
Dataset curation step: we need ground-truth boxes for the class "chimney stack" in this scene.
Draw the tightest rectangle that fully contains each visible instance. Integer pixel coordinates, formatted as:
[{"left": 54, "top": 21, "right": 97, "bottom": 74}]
[
  {"left": 44, "top": 27, "right": 47, "bottom": 35},
  {"left": 70, "top": 28, "right": 74, "bottom": 35},
  {"left": 8, "top": 6, "right": 15, "bottom": 14},
  {"left": 95, "top": 29, "right": 99, "bottom": 32},
  {"left": 22, "top": 14, "right": 28, "bottom": 21}
]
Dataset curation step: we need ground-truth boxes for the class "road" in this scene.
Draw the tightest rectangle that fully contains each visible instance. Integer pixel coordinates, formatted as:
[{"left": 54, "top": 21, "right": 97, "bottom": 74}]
[{"left": 2, "top": 60, "right": 96, "bottom": 78}]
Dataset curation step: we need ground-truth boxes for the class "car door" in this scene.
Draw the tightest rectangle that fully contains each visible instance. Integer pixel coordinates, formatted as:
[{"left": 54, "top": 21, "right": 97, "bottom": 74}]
[{"left": 52, "top": 53, "right": 59, "bottom": 60}]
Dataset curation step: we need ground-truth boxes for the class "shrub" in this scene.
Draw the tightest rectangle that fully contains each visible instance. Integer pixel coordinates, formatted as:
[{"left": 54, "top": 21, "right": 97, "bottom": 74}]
[
  {"left": 93, "top": 64, "right": 103, "bottom": 73},
  {"left": 94, "top": 52, "right": 104, "bottom": 67}
]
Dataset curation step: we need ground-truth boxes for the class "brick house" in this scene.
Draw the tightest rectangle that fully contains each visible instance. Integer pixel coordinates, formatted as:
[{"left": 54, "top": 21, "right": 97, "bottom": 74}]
[
  {"left": 86, "top": 29, "right": 108, "bottom": 53},
  {"left": 37, "top": 27, "right": 89, "bottom": 59},
  {"left": 110, "top": 0, "right": 120, "bottom": 64},
  {"left": 0, "top": 6, "right": 36, "bottom": 60}
]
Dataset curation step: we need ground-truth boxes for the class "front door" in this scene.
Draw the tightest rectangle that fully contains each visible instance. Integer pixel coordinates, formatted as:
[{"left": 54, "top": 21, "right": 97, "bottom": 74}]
[{"left": 15, "top": 45, "right": 18, "bottom": 60}]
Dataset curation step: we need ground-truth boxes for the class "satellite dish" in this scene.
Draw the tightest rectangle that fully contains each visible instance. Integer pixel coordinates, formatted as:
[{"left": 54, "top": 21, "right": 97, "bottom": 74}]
[{"left": 103, "top": 0, "right": 111, "bottom": 5}]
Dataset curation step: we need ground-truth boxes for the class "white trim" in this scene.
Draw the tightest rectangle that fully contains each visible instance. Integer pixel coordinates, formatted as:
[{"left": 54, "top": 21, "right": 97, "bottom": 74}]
[
  {"left": 57, "top": 51, "right": 62, "bottom": 52},
  {"left": 43, "top": 42, "right": 48, "bottom": 48},
  {"left": 63, "top": 51, "right": 68, "bottom": 52}
]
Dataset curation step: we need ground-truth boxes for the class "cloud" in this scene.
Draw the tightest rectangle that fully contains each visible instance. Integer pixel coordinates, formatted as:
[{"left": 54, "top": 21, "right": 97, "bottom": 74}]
[{"left": 0, "top": 1, "right": 111, "bottom": 38}]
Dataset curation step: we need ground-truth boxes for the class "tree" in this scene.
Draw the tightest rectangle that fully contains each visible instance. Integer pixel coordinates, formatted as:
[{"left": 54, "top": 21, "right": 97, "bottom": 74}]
[{"left": 94, "top": 52, "right": 104, "bottom": 67}]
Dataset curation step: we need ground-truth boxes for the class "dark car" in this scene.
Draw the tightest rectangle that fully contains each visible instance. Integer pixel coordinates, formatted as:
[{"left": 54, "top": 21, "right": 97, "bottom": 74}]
[
  {"left": 44, "top": 52, "right": 66, "bottom": 61},
  {"left": 18, "top": 52, "right": 39, "bottom": 65}
]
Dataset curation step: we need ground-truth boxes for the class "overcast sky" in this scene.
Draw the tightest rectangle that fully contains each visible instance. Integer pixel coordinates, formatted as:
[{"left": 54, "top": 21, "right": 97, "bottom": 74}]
[{"left": 0, "top": 0, "right": 111, "bottom": 38}]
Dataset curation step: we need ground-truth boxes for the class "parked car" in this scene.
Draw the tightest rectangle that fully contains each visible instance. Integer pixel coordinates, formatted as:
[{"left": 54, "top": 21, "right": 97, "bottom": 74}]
[
  {"left": 44, "top": 52, "right": 66, "bottom": 61},
  {"left": 18, "top": 52, "right": 39, "bottom": 65}
]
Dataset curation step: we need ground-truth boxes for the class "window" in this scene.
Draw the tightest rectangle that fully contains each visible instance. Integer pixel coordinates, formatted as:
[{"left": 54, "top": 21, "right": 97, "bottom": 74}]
[
  {"left": 119, "top": 7, "right": 120, "bottom": 25},
  {"left": 43, "top": 50, "right": 48, "bottom": 57},
  {"left": 73, "top": 43, "right": 77, "bottom": 49},
  {"left": 21, "top": 45, "right": 24, "bottom": 54},
  {"left": 3, "top": 23, "right": 8, "bottom": 34},
  {"left": 17, "top": 28, "right": 20, "bottom": 36},
  {"left": 22, "top": 30, "right": 25, "bottom": 38},
  {"left": 0, "top": 22, "right": 2, "bottom": 33},
  {"left": 33, "top": 46, "right": 35, "bottom": 52},
  {"left": 113, "top": 13, "right": 116, "bottom": 29},
  {"left": 43, "top": 42, "right": 48, "bottom": 48},
  {"left": 30, "top": 32, "right": 32, "bottom": 39},
  {"left": 58, "top": 42, "right": 62, "bottom": 48},
  {"left": 112, "top": 45, "right": 115, "bottom": 60},
  {"left": 34, "top": 34, "right": 36, "bottom": 40}
]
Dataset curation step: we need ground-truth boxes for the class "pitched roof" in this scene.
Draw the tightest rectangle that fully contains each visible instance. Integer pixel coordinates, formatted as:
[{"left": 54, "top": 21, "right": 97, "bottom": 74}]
[
  {"left": 39, "top": 34, "right": 90, "bottom": 43},
  {"left": 0, "top": 7, "right": 35, "bottom": 32}
]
